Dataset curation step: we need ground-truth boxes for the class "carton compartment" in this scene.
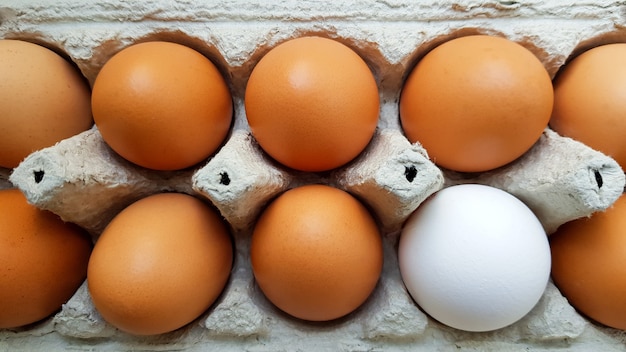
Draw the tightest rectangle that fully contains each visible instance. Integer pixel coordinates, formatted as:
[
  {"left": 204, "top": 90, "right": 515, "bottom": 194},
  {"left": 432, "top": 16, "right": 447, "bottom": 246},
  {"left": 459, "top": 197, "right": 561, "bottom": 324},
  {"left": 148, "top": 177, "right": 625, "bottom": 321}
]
[{"left": 2, "top": 1, "right": 626, "bottom": 350}]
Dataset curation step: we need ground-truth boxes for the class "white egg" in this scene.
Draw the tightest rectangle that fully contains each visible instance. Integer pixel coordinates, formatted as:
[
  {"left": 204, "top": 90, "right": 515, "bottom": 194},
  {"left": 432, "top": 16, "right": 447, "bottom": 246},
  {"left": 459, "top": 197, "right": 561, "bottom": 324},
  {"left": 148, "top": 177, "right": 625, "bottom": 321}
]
[{"left": 398, "top": 184, "right": 551, "bottom": 332}]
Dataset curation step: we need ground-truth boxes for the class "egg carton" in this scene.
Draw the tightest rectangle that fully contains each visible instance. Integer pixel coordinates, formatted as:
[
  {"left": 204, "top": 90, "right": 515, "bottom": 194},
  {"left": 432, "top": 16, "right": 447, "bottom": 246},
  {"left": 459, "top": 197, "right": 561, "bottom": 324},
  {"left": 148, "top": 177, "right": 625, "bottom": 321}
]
[{"left": 1, "top": 1, "right": 626, "bottom": 351}]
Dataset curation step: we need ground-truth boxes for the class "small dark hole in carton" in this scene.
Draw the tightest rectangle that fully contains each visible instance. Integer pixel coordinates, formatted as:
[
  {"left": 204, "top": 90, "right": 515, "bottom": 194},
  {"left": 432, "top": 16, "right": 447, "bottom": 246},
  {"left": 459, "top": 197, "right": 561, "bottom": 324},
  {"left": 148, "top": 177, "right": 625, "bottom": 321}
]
[
  {"left": 405, "top": 165, "right": 417, "bottom": 183},
  {"left": 219, "top": 172, "right": 231, "bottom": 186},
  {"left": 33, "top": 170, "right": 45, "bottom": 184},
  {"left": 594, "top": 170, "right": 603, "bottom": 189}
]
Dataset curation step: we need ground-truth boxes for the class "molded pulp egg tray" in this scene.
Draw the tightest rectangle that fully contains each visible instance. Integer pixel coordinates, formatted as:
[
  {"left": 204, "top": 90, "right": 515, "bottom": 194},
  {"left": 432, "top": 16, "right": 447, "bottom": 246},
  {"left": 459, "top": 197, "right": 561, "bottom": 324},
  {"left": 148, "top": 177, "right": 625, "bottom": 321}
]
[{"left": 1, "top": 1, "right": 626, "bottom": 351}]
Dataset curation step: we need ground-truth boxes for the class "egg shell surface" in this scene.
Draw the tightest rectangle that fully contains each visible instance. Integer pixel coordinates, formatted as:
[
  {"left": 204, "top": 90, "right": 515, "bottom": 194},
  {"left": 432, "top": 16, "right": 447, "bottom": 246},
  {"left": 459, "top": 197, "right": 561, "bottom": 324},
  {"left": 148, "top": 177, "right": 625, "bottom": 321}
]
[
  {"left": 0, "top": 189, "right": 92, "bottom": 329},
  {"left": 0, "top": 39, "right": 93, "bottom": 169},
  {"left": 91, "top": 41, "right": 233, "bottom": 171},
  {"left": 550, "top": 43, "right": 626, "bottom": 170},
  {"left": 399, "top": 35, "right": 553, "bottom": 172},
  {"left": 245, "top": 36, "right": 380, "bottom": 172},
  {"left": 550, "top": 194, "right": 626, "bottom": 330},
  {"left": 250, "top": 184, "right": 383, "bottom": 321},
  {"left": 398, "top": 184, "right": 551, "bottom": 332},
  {"left": 87, "top": 192, "right": 233, "bottom": 335}
]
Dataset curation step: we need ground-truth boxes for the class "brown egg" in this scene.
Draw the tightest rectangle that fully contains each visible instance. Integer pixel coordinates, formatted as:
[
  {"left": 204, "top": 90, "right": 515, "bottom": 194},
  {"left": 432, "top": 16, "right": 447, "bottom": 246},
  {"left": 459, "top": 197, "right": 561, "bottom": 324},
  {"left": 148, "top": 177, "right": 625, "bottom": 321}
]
[
  {"left": 91, "top": 41, "right": 232, "bottom": 171},
  {"left": 550, "top": 194, "right": 626, "bottom": 330},
  {"left": 250, "top": 184, "right": 383, "bottom": 321},
  {"left": 0, "top": 189, "right": 92, "bottom": 329},
  {"left": 550, "top": 43, "right": 626, "bottom": 170},
  {"left": 245, "top": 36, "right": 380, "bottom": 172},
  {"left": 87, "top": 192, "right": 233, "bottom": 336},
  {"left": 400, "top": 35, "right": 553, "bottom": 172},
  {"left": 0, "top": 39, "right": 93, "bottom": 169}
]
